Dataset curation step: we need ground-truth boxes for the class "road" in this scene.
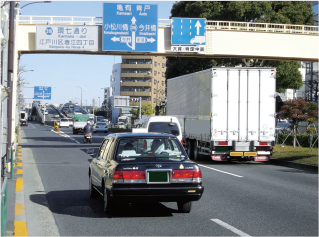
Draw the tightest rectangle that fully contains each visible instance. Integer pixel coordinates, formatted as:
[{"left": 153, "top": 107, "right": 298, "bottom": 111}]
[{"left": 18, "top": 122, "right": 318, "bottom": 236}]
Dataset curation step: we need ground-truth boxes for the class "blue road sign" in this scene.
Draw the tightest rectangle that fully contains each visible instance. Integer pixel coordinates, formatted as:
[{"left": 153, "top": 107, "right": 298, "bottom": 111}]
[
  {"left": 103, "top": 3, "right": 158, "bottom": 52},
  {"left": 171, "top": 18, "right": 206, "bottom": 45},
  {"left": 34, "top": 86, "right": 51, "bottom": 100}
]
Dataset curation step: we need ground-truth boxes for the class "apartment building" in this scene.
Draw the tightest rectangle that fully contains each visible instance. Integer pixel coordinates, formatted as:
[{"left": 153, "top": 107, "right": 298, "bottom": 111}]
[{"left": 120, "top": 55, "right": 167, "bottom": 109}]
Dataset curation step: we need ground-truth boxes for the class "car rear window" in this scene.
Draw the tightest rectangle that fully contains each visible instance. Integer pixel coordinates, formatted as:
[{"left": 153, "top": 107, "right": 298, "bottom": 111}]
[
  {"left": 148, "top": 122, "right": 180, "bottom": 136},
  {"left": 96, "top": 123, "right": 106, "bottom": 125},
  {"left": 116, "top": 138, "right": 185, "bottom": 162},
  {"left": 61, "top": 119, "right": 68, "bottom": 122}
]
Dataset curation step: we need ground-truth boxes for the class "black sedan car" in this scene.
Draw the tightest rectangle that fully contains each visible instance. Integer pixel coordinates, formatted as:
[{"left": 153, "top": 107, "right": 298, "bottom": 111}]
[
  {"left": 89, "top": 133, "right": 204, "bottom": 214},
  {"left": 20, "top": 120, "right": 28, "bottom": 126}
]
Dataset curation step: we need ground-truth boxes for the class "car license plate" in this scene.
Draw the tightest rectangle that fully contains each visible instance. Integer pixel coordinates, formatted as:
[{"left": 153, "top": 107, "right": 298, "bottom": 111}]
[{"left": 148, "top": 171, "right": 168, "bottom": 183}]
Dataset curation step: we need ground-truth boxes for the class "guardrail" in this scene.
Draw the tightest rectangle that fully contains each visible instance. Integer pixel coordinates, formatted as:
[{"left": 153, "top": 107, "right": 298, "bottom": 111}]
[
  {"left": 17, "top": 15, "right": 318, "bottom": 35},
  {"left": 1, "top": 176, "right": 8, "bottom": 237}
]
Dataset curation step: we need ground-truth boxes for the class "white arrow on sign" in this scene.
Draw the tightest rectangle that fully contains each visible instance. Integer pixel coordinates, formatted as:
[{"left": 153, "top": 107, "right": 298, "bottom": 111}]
[
  {"left": 146, "top": 37, "right": 156, "bottom": 43},
  {"left": 195, "top": 20, "right": 202, "bottom": 35},
  {"left": 111, "top": 36, "right": 120, "bottom": 42}
]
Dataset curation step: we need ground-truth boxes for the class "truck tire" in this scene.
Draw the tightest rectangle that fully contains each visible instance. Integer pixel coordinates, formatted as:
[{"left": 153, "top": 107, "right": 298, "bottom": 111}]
[
  {"left": 187, "top": 140, "right": 193, "bottom": 159},
  {"left": 193, "top": 140, "right": 200, "bottom": 161}
]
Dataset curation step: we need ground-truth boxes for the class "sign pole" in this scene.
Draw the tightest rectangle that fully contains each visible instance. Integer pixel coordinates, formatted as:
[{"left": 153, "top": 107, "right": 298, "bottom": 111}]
[{"left": 139, "top": 97, "right": 141, "bottom": 120}]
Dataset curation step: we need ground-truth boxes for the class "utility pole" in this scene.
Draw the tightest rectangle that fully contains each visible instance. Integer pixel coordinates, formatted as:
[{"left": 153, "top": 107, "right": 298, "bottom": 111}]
[{"left": 6, "top": 1, "right": 15, "bottom": 154}]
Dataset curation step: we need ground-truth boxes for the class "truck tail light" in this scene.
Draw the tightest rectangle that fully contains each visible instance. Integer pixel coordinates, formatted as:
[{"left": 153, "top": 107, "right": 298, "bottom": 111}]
[
  {"left": 259, "top": 142, "right": 267, "bottom": 145},
  {"left": 112, "top": 170, "right": 146, "bottom": 183},
  {"left": 96, "top": 126, "right": 99, "bottom": 128},
  {"left": 219, "top": 141, "right": 227, "bottom": 145},
  {"left": 181, "top": 140, "right": 183, "bottom": 145}
]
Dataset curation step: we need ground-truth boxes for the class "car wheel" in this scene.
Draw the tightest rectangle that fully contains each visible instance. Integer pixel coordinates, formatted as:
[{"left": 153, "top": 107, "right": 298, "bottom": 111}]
[
  {"left": 89, "top": 175, "right": 99, "bottom": 198},
  {"left": 193, "top": 140, "right": 200, "bottom": 161},
  {"left": 103, "top": 186, "right": 114, "bottom": 214},
  {"left": 177, "top": 201, "right": 192, "bottom": 213},
  {"left": 187, "top": 140, "right": 193, "bottom": 159}
]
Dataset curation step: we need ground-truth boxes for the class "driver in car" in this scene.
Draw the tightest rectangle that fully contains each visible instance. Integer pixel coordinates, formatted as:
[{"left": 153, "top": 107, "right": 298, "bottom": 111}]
[{"left": 151, "top": 139, "right": 164, "bottom": 153}]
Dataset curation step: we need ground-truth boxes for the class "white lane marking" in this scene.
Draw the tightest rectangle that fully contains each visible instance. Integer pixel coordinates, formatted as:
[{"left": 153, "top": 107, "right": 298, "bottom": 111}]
[
  {"left": 211, "top": 219, "right": 251, "bottom": 237},
  {"left": 51, "top": 130, "right": 81, "bottom": 144},
  {"left": 199, "top": 164, "right": 243, "bottom": 178}
]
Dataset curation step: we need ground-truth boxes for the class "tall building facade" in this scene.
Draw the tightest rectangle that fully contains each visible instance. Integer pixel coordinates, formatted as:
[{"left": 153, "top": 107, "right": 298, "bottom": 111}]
[
  {"left": 120, "top": 55, "right": 166, "bottom": 109},
  {"left": 110, "top": 63, "right": 121, "bottom": 123}
]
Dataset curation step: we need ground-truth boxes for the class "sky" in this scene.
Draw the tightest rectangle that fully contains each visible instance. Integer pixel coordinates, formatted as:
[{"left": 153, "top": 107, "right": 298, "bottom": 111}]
[{"left": 19, "top": 0, "right": 176, "bottom": 106}]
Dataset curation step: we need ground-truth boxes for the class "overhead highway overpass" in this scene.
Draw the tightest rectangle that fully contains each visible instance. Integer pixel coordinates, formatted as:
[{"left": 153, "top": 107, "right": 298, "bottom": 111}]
[{"left": 15, "top": 15, "right": 318, "bottom": 62}]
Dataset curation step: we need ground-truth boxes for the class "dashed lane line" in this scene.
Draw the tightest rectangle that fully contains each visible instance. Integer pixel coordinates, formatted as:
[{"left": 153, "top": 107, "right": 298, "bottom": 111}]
[
  {"left": 199, "top": 164, "right": 243, "bottom": 178},
  {"left": 211, "top": 219, "right": 251, "bottom": 237}
]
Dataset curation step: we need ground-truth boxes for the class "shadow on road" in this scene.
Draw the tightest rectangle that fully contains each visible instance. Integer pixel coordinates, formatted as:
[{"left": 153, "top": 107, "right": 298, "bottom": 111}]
[{"left": 29, "top": 190, "right": 178, "bottom": 219}]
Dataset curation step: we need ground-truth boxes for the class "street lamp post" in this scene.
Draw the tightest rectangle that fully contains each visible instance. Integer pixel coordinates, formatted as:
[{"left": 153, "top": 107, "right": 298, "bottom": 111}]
[
  {"left": 74, "top": 86, "right": 83, "bottom": 107},
  {"left": 98, "top": 97, "right": 100, "bottom": 109},
  {"left": 85, "top": 100, "right": 87, "bottom": 111},
  {"left": 84, "top": 89, "right": 94, "bottom": 115}
]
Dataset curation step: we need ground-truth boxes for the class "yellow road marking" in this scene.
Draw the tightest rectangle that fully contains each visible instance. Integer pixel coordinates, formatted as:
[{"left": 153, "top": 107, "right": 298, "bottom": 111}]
[
  {"left": 15, "top": 203, "right": 25, "bottom": 215},
  {"left": 14, "top": 221, "right": 28, "bottom": 236},
  {"left": 17, "top": 153, "right": 22, "bottom": 156},
  {"left": 17, "top": 146, "right": 22, "bottom": 149},
  {"left": 17, "top": 149, "right": 22, "bottom": 152},
  {"left": 16, "top": 157, "right": 22, "bottom": 161},
  {"left": 17, "top": 139, "right": 21, "bottom": 142},
  {"left": 17, "top": 162, "right": 23, "bottom": 167},
  {"left": 16, "top": 169, "right": 23, "bottom": 175},
  {"left": 16, "top": 178, "right": 24, "bottom": 192}
]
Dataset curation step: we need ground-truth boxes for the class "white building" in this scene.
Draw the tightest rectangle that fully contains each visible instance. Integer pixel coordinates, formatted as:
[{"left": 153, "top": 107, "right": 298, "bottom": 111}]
[{"left": 110, "top": 63, "right": 121, "bottom": 123}]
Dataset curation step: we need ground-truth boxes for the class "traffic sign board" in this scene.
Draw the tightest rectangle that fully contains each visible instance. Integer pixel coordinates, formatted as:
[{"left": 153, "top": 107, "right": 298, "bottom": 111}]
[
  {"left": 34, "top": 86, "right": 51, "bottom": 100},
  {"left": 171, "top": 18, "right": 206, "bottom": 45},
  {"left": 102, "top": 3, "right": 158, "bottom": 52}
]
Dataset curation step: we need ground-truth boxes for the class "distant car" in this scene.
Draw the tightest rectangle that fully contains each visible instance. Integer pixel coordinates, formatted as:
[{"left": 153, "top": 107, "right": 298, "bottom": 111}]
[
  {"left": 93, "top": 122, "right": 108, "bottom": 133},
  {"left": 276, "top": 122, "right": 292, "bottom": 134},
  {"left": 89, "top": 133, "right": 204, "bottom": 214},
  {"left": 20, "top": 120, "right": 28, "bottom": 126},
  {"left": 53, "top": 114, "right": 60, "bottom": 118},
  {"left": 59, "top": 118, "right": 70, "bottom": 128},
  {"left": 118, "top": 122, "right": 126, "bottom": 129}
]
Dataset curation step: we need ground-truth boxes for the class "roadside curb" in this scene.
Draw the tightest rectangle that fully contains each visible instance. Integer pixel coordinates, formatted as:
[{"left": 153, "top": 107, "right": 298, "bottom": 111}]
[{"left": 269, "top": 159, "right": 318, "bottom": 173}]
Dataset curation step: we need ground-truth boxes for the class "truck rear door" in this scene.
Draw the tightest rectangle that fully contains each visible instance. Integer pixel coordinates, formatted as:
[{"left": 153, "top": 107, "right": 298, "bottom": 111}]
[
  {"left": 211, "top": 69, "right": 228, "bottom": 141},
  {"left": 258, "top": 69, "right": 276, "bottom": 141}
]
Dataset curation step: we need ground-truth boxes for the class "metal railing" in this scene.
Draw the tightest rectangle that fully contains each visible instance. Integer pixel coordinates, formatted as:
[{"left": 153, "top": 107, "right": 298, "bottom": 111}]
[
  {"left": 17, "top": 15, "right": 319, "bottom": 35},
  {"left": 1, "top": 176, "right": 8, "bottom": 237},
  {"left": 206, "top": 20, "right": 319, "bottom": 35}
]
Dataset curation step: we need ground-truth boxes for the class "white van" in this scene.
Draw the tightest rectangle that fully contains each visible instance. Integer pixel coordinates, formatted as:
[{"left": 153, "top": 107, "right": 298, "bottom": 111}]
[{"left": 132, "top": 116, "right": 182, "bottom": 143}]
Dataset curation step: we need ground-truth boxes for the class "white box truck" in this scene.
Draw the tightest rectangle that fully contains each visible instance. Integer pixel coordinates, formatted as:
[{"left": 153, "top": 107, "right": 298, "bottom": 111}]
[{"left": 166, "top": 67, "right": 276, "bottom": 162}]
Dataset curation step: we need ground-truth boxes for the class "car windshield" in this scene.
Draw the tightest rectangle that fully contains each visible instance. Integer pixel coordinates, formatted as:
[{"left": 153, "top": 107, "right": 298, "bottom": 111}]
[
  {"left": 116, "top": 138, "right": 185, "bottom": 162},
  {"left": 96, "top": 123, "right": 106, "bottom": 125},
  {"left": 148, "top": 122, "right": 180, "bottom": 136}
]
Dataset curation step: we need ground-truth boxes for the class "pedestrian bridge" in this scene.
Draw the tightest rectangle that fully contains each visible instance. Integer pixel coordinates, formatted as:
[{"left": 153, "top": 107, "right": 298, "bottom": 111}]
[{"left": 16, "top": 15, "right": 319, "bottom": 62}]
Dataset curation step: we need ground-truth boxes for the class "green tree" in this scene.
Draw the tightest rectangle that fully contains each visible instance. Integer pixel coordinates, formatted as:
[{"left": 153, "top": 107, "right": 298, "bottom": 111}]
[
  {"left": 167, "top": 1, "right": 315, "bottom": 92},
  {"left": 130, "top": 103, "right": 155, "bottom": 117},
  {"left": 278, "top": 98, "right": 317, "bottom": 147}
]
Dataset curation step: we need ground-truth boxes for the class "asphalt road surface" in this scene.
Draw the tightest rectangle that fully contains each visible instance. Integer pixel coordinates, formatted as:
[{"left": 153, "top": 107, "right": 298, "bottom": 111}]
[{"left": 19, "top": 122, "right": 318, "bottom": 236}]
